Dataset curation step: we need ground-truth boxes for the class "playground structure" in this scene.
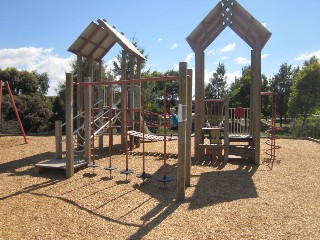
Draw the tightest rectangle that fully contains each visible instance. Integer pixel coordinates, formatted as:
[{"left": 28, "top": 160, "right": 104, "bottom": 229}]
[
  {"left": 36, "top": 0, "right": 273, "bottom": 201},
  {"left": 187, "top": 0, "right": 271, "bottom": 164}
]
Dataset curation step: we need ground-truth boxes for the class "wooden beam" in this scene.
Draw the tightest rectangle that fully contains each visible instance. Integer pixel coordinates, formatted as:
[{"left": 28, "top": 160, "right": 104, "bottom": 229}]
[
  {"left": 55, "top": 120, "right": 62, "bottom": 159},
  {"left": 121, "top": 50, "right": 127, "bottom": 148},
  {"left": 76, "top": 54, "right": 84, "bottom": 147},
  {"left": 194, "top": 49, "right": 205, "bottom": 160},
  {"left": 65, "top": 73, "right": 74, "bottom": 178},
  {"left": 84, "top": 77, "right": 92, "bottom": 164},
  {"left": 98, "top": 60, "right": 104, "bottom": 149},
  {"left": 177, "top": 62, "right": 188, "bottom": 201},
  {"left": 252, "top": 39, "right": 262, "bottom": 165},
  {"left": 186, "top": 69, "right": 193, "bottom": 187}
]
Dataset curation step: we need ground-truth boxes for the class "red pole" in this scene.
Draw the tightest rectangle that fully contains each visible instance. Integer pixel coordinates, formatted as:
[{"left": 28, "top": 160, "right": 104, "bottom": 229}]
[
  {"left": 163, "top": 85, "right": 167, "bottom": 177},
  {"left": 5, "top": 81, "right": 27, "bottom": 144}
]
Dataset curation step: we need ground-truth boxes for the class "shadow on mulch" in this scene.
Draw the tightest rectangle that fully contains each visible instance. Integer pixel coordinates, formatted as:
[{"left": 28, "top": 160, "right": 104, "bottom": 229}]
[
  {"left": 127, "top": 164, "right": 179, "bottom": 240},
  {"left": 189, "top": 158, "right": 258, "bottom": 210},
  {"left": 0, "top": 151, "right": 59, "bottom": 177}
]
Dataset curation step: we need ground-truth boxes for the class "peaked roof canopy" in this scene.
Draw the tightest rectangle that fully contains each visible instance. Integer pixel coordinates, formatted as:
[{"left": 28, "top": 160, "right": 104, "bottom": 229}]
[
  {"left": 68, "top": 19, "right": 145, "bottom": 61},
  {"left": 186, "top": 0, "right": 271, "bottom": 52}
]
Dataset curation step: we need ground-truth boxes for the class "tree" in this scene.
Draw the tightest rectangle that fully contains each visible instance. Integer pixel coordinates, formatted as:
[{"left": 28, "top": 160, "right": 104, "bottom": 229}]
[
  {"left": 205, "top": 62, "right": 228, "bottom": 99},
  {"left": 229, "top": 65, "right": 268, "bottom": 110},
  {"left": 229, "top": 66, "right": 251, "bottom": 107},
  {"left": 270, "top": 62, "right": 298, "bottom": 126},
  {"left": 113, "top": 36, "right": 149, "bottom": 79},
  {"left": 0, "top": 68, "right": 49, "bottom": 95},
  {"left": 0, "top": 68, "right": 52, "bottom": 133},
  {"left": 288, "top": 56, "right": 320, "bottom": 135}
]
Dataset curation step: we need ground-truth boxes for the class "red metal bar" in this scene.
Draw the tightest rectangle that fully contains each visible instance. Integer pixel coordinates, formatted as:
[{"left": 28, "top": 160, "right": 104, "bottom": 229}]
[
  {"left": 163, "top": 85, "right": 167, "bottom": 177},
  {"left": 5, "top": 81, "right": 28, "bottom": 144},
  {"left": 142, "top": 89, "right": 145, "bottom": 173},
  {"left": 74, "top": 76, "right": 180, "bottom": 86},
  {"left": 108, "top": 86, "right": 113, "bottom": 167}
]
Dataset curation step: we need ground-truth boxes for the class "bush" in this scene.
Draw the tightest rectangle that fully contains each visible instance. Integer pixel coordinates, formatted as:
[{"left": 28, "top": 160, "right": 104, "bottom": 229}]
[{"left": 290, "top": 116, "right": 320, "bottom": 139}]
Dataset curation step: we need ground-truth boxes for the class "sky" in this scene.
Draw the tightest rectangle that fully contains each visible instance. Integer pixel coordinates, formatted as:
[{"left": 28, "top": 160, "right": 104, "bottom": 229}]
[{"left": 1, "top": 0, "right": 320, "bottom": 96}]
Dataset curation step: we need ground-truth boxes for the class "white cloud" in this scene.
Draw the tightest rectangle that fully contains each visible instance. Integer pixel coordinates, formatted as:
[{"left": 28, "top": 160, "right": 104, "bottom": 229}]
[
  {"left": 185, "top": 53, "right": 193, "bottom": 63},
  {"left": 157, "top": 38, "right": 163, "bottom": 43},
  {"left": 262, "top": 22, "right": 267, "bottom": 27},
  {"left": 221, "top": 43, "right": 236, "bottom": 53},
  {"left": 294, "top": 50, "right": 320, "bottom": 61},
  {"left": 104, "top": 57, "right": 118, "bottom": 72},
  {"left": 206, "top": 48, "right": 215, "bottom": 55},
  {"left": 205, "top": 69, "right": 240, "bottom": 87},
  {"left": 226, "top": 71, "right": 241, "bottom": 86},
  {"left": 235, "top": 57, "right": 250, "bottom": 64},
  {"left": 205, "top": 69, "right": 213, "bottom": 85},
  {"left": 173, "top": 63, "right": 179, "bottom": 71},
  {"left": 220, "top": 56, "right": 230, "bottom": 61},
  {"left": 0, "top": 47, "right": 73, "bottom": 96},
  {"left": 261, "top": 53, "right": 270, "bottom": 59},
  {"left": 170, "top": 43, "right": 178, "bottom": 49}
]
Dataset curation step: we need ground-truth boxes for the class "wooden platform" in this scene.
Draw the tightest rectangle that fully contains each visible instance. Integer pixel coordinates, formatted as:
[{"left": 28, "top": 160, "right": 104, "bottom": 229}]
[
  {"left": 229, "top": 134, "right": 253, "bottom": 143},
  {"left": 35, "top": 158, "right": 88, "bottom": 174},
  {"left": 127, "top": 130, "right": 178, "bottom": 141},
  {"left": 229, "top": 145, "right": 255, "bottom": 159}
]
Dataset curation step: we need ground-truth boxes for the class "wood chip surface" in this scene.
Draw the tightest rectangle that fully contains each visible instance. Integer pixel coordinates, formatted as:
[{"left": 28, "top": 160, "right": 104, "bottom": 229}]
[{"left": 0, "top": 135, "right": 319, "bottom": 239}]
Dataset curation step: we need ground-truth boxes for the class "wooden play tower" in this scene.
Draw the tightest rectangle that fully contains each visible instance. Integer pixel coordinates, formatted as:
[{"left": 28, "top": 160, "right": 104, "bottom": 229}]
[{"left": 186, "top": 0, "right": 271, "bottom": 164}]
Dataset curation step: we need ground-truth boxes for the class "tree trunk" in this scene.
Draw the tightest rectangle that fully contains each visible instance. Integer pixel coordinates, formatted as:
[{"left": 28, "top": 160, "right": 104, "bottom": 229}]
[{"left": 300, "top": 113, "right": 308, "bottom": 137}]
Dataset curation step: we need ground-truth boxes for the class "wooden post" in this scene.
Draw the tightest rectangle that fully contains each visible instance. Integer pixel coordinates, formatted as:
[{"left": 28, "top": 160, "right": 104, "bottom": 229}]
[
  {"left": 135, "top": 58, "right": 142, "bottom": 148},
  {"left": 252, "top": 40, "right": 262, "bottom": 165},
  {"left": 121, "top": 50, "right": 127, "bottom": 148},
  {"left": 250, "top": 50, "right": 254, "bottom": 136},
  {"left": 84, "top": 77, "right": 92, "bottom": 164},
  {"left": 98, "top": 60, "right": 104, "bottom": 149},
  {"left": 65, "top": 73, "right": 74, "bottom": 178},
  {"left": 108, "top": 85, "right": 114, "bottom": 149},
  {"left": 55, "top": 120, "right": 62, "bottom": 159},
  {"left": 194, "top": 49, "right": 205, "bottom": 160},
  {"left": 177, "top": 62, "right": 187, "bottom": 201},
  {"left": 224, "top": 96, "right": 230, "bottom": 162},
  {"left": 129, "top": 54, "right": 135, "bottom": 150},
  {"left": 186, "top": 69, "right": 193, "bottom": 187},
  {"left": 76, "top": 54, "right": 83, "bottom": 147}
]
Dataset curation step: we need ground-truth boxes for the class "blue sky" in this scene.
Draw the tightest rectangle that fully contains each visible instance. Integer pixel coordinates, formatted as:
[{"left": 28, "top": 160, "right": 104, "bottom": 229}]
[{"left": 1, "top": 0, "right": 320, "bottom": 96}]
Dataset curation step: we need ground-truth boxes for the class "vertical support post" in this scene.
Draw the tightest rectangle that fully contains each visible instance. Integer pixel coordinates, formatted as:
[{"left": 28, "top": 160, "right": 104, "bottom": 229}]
[
  {"left": 84, "top": 77, "right": 92, "bottom": 164},
  {"left": 194, "top": 49, "right": 205, "bottom": 160},
  {"left": 135, "top": 58, "right": 142, "bottom": 148},
  {"left": 55, "top": 120, "right": 63, "bottom": 159},
  {"left": 250, "top": 50, "right": 255, "bottom": 136},
  {"left": 108, "top": 85, "right": 114, "bottom": 153},
  {"left": 177, "top": 62, "right": 187, "bottom": 201},
  {"left": 76, "top": 54, "right": 83, "bottom": 147},
  {"left": 129, "top": 54, "right": 135, "bottom": 150},
  {"left": 224, "top": 96, "right": 230, "bottom": 162},
  {"left": 65, "top": 73, "right": 74, "bottom": 178},
  {"left": 186, "top": 69, "right": 193, "bottom": 187},
  {"left": 121, "top": 50, "right": 127, "bottom": 148},
  {"left": 252, "top": 40, "right": 262, "bottom": 165},
  {"left": 98, "top": 60, "right": 104, "bottom": 149}
]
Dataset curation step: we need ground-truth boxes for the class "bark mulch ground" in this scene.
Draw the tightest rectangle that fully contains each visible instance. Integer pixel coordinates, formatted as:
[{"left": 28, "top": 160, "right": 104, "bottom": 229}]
[{"left": 0, "top": 135, "right": 319, "bottom": 239}]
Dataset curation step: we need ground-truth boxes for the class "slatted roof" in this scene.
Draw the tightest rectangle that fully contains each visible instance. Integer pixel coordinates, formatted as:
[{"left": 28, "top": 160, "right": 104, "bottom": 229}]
[
  {"left": 68, "top": 19, "right": 145, "bottom": 61},
  {"left": 186, "top": 0, "right": 271, "bottom": 52}
]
